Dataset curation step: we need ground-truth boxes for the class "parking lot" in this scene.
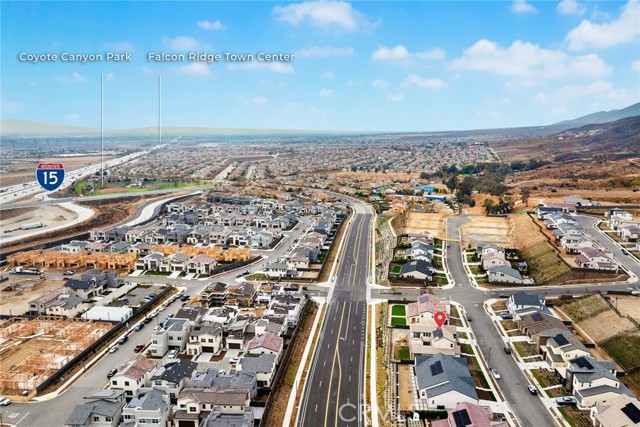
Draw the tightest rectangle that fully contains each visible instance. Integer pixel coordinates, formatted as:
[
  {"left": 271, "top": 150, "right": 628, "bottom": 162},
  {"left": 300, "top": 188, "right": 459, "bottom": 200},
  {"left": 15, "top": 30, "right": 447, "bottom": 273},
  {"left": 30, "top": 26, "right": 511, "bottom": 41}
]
[{"left": 108, "top": 284, "right": 165, "bottom": 308}]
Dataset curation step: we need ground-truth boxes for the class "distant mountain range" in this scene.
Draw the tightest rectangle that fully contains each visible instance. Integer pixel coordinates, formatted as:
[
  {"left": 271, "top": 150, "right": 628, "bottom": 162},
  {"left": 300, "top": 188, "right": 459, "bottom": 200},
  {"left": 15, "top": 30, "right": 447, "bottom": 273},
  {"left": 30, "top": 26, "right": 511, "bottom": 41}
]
[
  {"left": 2, "top": 102, "right": 639, "bottom": 137},
  {"left": 552, "top": 102, "right": 640, "bottom": 128}
]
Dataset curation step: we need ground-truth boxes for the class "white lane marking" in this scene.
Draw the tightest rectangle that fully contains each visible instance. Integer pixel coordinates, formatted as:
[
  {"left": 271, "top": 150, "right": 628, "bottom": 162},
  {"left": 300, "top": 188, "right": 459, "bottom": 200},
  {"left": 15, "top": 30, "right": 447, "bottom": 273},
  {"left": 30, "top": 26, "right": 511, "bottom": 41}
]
[{"left": 15, "top": 412, "right": 30, "bottom": 425}]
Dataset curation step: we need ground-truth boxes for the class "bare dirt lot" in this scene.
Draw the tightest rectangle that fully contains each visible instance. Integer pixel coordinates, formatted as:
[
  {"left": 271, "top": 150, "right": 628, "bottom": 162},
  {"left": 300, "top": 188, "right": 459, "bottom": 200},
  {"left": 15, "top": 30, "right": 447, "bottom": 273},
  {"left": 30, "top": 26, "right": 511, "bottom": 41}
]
[
  {"left": 0, "top": 278, "right": 67, "bottom": 316},
  {"left": 397, "top": 364, "right": 414, "bottom": 411},
  {"left": 461, "top": 216, "right": 512, "bottom": 246},
  {"left": 1, "top": 156, "right": 115, "bottom": 187},
  {"left": 579, "top": 311, "right": 637, "bottom": 342},
  {"left": 404, "top": 212, "right": 450, "bottom": 239},
  {"left": 614, "top": 296, "right": 640, "bottom": 323},
  {"left": 0, "top": 205, "right": 78, "bottom": 234}
]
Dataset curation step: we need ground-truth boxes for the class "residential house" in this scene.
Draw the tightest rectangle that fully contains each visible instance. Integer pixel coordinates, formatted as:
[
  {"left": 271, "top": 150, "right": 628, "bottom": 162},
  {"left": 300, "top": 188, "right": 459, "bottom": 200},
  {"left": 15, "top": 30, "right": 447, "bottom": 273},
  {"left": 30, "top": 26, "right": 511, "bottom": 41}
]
[
  {"left": 226, "top": 282, "right": 258, "bottom": 307},
  {"left": 121, "top": 388, "right": 170, "bottom": 426},
  {"left": 399, "top": 259, "right": 434, "bottom": 281},
  {"left": 186, "top": 324, "right": 223, "bottom": 357},
  {"left": 409, "top": 323, "right": 459, "bottom": 357},
  {"left": 567, "top": 357, "right": 635, "bottom": 408},
  {"left": 199, "top": 408, "right": 254, "bottom": 427},
  {"left": 150, "top": 318, "right": 190, "bottom": 357},
  {"left": 590, "top": 394, "right": 640, "bottom": 427},
  {"left": 542, "top": 330, "right": 590, "bottom": 370},
  {"left": 575, "top": 248, "right": 618, "bottom": 271},
  {"left": 488, "top": 266, "right": 529, "bottom": 285},
  {"left": 29, "top": 287, "right": 68, "bottom": 315},
  {"left": 159, "top": 252, "right": 190, "bottom": 273},
  {"left": 608, "top": 210, "right": 635, "bottom": 230},
  {"left": 135, "top": 252, "right": 165, "bottom": 271},
  {"left": 151, "top": 360, "right": 198, "bottom": 403},
  {"left": 110, "top": 355, "right": 159, "bottom": 398},
  {"left": 44, "top": 294, "right": 85, "bottom": 317},
  {"left": 199, "top": 282, "right": 228, "bottom": 308},
  {"left": 430, "top": 402, "right": 508, "bottom": 427},
  {"left": 507, "top": 292, "right": 545, "bottom": 319},
  {"left": 61, "top": 240, "right": 88, "bottom": 253},
  {"left": 65, "top": 392, "right": 125, "bottom": 427},
  {"left": 414, "top": 353, "right": 478, "bottom": 409},
  {"left": 64, "top": 279, "right": 105, "bottom": 300},
  {"left": 407, "top": 294, "right": 450, "bottom": 325},
  {"left": 187, "top": 254, "right": 218, "bottom": 275},
  {"left": 405, "top": 242, "right": 434, "bottom": 261},
  {"left": 237, "top": 353, "right": 277, "bottom": 388},
  {"left": 173, "top": 389, "right": 252, "bottom": 427},
  {"left": 247, "top": 333, "right": 283, "bottom": 362}
]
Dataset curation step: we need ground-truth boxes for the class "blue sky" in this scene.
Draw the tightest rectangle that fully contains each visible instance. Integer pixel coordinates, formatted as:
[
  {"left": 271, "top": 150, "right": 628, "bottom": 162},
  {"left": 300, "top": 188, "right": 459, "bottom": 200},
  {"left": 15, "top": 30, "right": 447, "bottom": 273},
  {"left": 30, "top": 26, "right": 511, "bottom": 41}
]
[{"left": 1, "top": 0, "right": 639, "bottom": 131}]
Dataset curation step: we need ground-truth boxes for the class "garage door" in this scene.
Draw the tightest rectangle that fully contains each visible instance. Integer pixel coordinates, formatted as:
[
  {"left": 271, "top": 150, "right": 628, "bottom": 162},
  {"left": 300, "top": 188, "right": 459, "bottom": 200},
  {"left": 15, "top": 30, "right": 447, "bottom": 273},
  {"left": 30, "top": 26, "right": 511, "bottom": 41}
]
[
  {"left": 229, "top": 343, "right": 242, "bottom": 349},
  {"left": 202, "top": 346, "right": 214, "bottom": 353}
]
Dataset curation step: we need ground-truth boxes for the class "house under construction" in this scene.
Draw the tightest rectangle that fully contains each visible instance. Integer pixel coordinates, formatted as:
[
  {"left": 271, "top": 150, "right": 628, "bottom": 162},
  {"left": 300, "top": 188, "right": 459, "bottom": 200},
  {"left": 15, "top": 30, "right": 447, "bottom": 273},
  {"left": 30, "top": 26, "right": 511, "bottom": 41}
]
[
  {"left": 6, "top": 250, "right": 137, "bottom": 271},
  {"left": 0, "top": 316, "right": 113, "bottom": 392}
]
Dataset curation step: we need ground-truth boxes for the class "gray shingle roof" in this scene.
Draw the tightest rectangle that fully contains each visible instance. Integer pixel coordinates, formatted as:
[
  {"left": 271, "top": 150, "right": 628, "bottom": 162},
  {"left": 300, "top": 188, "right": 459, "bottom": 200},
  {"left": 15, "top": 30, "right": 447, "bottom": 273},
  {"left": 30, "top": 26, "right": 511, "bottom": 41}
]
[
  {"left": 66, "top": 400, "right": 124, "bottom": 425},
  {"left": 239, "top": 353, "right": 276, "bottom": 374},
  {"left": 414, "top": 353, "right": 477, "bottom": 400},
  {"left": 127, "top": 388, "right": 167, "bottom": 411}
]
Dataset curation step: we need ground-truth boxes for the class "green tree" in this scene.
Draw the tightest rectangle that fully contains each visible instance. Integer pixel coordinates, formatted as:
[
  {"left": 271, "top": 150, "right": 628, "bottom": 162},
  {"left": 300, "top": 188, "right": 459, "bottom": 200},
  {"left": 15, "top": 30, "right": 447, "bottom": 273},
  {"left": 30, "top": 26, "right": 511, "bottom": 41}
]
[
  {"left": 520, "top": 188, "right": 531, "bottom": 206},
  {"left": 483, "top": 199, "right": 495, "bottom": 214}
]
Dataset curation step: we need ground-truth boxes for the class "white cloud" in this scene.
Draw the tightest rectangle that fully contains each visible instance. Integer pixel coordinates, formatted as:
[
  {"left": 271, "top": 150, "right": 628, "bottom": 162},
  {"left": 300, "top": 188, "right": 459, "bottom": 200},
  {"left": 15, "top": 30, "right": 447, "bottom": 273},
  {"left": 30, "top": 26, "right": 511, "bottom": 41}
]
[
  {"left": 228, "top": 61, "right": 294, "bottom": 74},
  {"left": 450, "top": 39, "right": 612, "bottom": 83},
  {"left": 632, "top": 60, "right": 640, "bottom": 72},
  {"left": 286, "top": 101, "right": 305, "bottom": 111},
  {"left": 1, "top": 101, "right": 24, "bottom": 113},
  {"left": 53, "top": 72, "right": 87, "bottom": 84},
  {"left": 386, "top": 94, "right": 404, "bottom": 102},
  {"left": 371, "top": 44, "right": 445, "bottom": 66},
  {"left": 511, "top": 0, "right": 537, "bottom": 14},
  {"left": 345, "top": 79, "right": 355, "bottom": 87},
  {"left": 319, "top": 88, "right": 334, "bottom": 98},
  {"left": 197, "top": 20, "right": 226, "bottom": 30},
  {"left": 105, "top": 73, "right": 116, "bottom": 81},
  {"left": 163, "top": 36, "right": 199, "bottom": 50},
  {"left": 294, "top": 46, "right": 354, "bottom": 58},
  {"left": 402, "top": 75, "right": 446, "bottom": 89},
  {"left": 273, "top": 0, "right": 377, "bottom": 32},
  {"left": 566, "top": 0, "right": 640, "bottom": 50},
  {"left": 372, "top": 79, "right": 388, "bottom": 89},
  {"left": 321, "top": 71, "right": 335, "bottom": 79},
  {"left": 307, "top": 105, "right": 326, "bottom": 117},
  {"left": 142, "top": 67, "right": 153, "bottom": 75},
  {"left": 64, "top": 113, "right": 80, "bottom": 121},
  {"left": 532, "top": 81, "right": 637, "bottom": 110},
  {"left": 557, "top": 0, "right": 585, "bottom": 16},
  {"left": 178, "top": 62, "right": 210, "bottom": 75},
  {"left": 247, "top": 96, "right": 268, "bottom": 105},
  {"left": 107, "top": 41, "right": 134, "bottom": 51}
]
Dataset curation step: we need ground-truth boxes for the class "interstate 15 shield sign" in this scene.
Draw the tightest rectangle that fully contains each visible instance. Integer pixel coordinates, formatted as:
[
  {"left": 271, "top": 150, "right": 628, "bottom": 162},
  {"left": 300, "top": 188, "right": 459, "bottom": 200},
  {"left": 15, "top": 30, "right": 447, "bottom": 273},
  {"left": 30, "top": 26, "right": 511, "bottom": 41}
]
[{"left": 36, "top": 163, "right": 65, "bottom": 191}]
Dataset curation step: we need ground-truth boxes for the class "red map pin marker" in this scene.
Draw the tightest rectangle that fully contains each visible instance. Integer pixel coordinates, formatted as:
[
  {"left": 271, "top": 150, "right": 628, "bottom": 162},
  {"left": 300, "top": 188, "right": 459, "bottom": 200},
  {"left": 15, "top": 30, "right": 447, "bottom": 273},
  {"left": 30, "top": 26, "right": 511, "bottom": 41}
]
[{"left": 434, "top": 311, "right": 447, "bottom": 328}]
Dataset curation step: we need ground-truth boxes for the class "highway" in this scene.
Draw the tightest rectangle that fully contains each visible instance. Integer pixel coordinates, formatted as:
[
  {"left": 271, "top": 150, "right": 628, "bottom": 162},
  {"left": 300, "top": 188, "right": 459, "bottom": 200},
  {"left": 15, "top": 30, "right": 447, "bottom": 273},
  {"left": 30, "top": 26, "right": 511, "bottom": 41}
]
[
  {"left": 298, "top": 204, "right": 373, "bottom": 427},
  {"left": 0, "top": 147, "right": 164, "bottom": 205}
]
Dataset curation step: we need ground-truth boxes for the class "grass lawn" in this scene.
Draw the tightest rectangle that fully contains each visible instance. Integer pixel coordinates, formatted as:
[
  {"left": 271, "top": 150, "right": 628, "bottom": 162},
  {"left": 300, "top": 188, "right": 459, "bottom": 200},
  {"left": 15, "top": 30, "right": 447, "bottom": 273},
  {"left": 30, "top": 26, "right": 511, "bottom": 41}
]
[
  {"left": 458, "top": 331, "right": 469, "bottom": 340},
  {"left": 466, "top": 253, "right": 476, "bottom": 263},
  {"left": 469, "top": 265, "right": 484, "bottom": 275},
  {"left": 545, "top": 387, "right": 569, "bottom": 398},
  {"left": 491, "top": 300, "right": 507, "bottom": 311},
  {"left": 558, "top": 295, "right": 609, "bottom": 322},
  {"left": 500, "top": 320, "right": 519, "bottom": 331},
  {"left": 391, "top": 317, "right": 407, "bottom": 327},
  {"left": 390, "top": 264, "right": 402, "bottom": 275},
  {"left": 391, "top": 305, "right": 406, "bottom": 316},
  {"left": 530, "top": 368, "right": 561, "bottom": 388},
  {"left": 450, "top": 305, "right": 460, "bottom": 318},
  {"left": 433, "top": 274, "right": 449, "bottom": 285},
  {"left": 245, "top": 273, "right": 269, "bottom": 281},
  {"left": 601, "top": 333, "right": 640, "bottom": 372},
  {"left": 460, "top": 344, "right": 474, "bottom": 355},
  {"left": 558, "top": 407, "right": 593, "bottom": 427},
  {"left": 394, "top": 346, "right": 410, "bottom": 360},
  {"left": 476, "top": 276, "right": 489, "bottom": 284}
]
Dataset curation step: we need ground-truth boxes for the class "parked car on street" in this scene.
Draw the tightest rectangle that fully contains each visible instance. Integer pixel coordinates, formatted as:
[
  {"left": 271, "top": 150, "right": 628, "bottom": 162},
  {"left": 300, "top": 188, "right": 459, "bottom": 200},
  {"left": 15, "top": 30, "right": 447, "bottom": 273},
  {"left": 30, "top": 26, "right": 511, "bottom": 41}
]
[
  {"left": 0, "top": 397, "right": 11, "bottom": 406},
  {"left": 134, "top": 344, "right": 144, "bottom": 353},
  {"left": 490, "top": 368, "right": 501, "bottom": 379},
  {"left": 107, "top": 368, "right": 118, "bottom": 378},
  {"left": 556, "top": 397, "right": 577, "bottom": 406},
  {"left": 528, "top": 385, "right": 538, "bottom": 395},
  {"left": 108, "top": 345, "right": 118, "bottom": 353}
]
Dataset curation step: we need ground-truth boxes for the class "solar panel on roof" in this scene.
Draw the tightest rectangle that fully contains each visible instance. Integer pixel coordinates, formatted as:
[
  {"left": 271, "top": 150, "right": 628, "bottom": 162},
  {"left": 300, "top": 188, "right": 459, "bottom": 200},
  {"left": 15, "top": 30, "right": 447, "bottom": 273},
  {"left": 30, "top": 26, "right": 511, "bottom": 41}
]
[
  {"left": 452, "top": 409, "right": 471, "bottom": 427},
  {"left": 554, "top": 334, "right": 569, "bottom": 346},
  {"left": 430, "top": 361, "right": 443, "bottom": 376},
  {"left": 622, "top": 403, "right": 640, "bottom": 423},
  {"left": 573, "top": 357, "right": 593, "bottom": 370},
  {"left": 531, "top": 313, "right": 543, "bottom": 321}
]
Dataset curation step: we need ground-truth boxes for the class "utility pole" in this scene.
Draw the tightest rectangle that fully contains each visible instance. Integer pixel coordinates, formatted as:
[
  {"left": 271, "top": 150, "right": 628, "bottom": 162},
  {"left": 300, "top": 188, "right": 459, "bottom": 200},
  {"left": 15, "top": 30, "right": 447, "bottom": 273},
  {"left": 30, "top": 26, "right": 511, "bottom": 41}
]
[
  {"left": 158, "top": 75, "right": 162, "bottom": 145},
  {"left": 101, "top": 73, "right": 104, "bottom": 187}
]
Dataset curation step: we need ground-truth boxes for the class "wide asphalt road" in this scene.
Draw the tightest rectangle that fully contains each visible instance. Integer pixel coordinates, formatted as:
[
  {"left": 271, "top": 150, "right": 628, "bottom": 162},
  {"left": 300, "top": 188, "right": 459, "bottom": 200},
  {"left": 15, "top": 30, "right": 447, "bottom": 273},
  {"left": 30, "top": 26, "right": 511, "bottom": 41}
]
[{"left": 298, "top": 210, "right": 372, "bottom": 427}]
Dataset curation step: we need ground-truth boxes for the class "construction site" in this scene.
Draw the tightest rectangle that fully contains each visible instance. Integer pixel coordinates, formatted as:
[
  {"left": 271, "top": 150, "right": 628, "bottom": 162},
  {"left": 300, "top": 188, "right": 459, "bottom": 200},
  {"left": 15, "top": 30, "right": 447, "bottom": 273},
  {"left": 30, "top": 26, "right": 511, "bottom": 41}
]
[
  {"left": 6, "top": 250, "right": 137, "bottom": 270},
  {"left": 151, "top": 244, "right": 252, "bottom": 262},
  {"left": 0, "top": 316, "right": 113, "bottom": 394}
]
